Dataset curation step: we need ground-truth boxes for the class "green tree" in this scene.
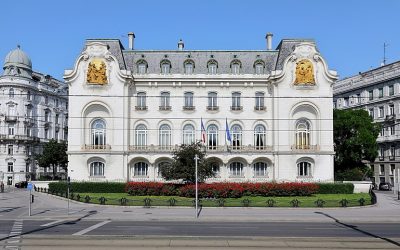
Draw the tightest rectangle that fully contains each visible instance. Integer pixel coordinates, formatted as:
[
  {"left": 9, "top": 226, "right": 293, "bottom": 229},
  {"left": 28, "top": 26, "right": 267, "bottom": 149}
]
[
  {"left": 160, "top": 142, "right": 215, "bottom": 183},
  {"left": 36, "top": 139, "right": 68, "bottom": 180},
  {"left": 333, "top": 109, "right": 381, "bottom": 180}
]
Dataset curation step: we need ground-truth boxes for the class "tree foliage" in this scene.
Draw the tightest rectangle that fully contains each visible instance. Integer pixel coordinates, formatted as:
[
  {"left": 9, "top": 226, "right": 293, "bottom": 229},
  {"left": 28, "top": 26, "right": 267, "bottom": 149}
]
[
  {"left": 160, "top": 142, "right": 215, "bottom": 183},
  {"left": 36, "top": 139, "right": 68, "bottom": 179},
  {"left": 333, "top": 109, "right": 380, "bottom": 175}
]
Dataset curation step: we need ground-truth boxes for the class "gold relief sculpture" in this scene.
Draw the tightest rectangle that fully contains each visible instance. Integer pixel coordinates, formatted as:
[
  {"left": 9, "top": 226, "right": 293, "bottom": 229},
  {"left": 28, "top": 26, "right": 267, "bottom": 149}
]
[
  {"left": 294, "top": 59, "right": 315, "bottom": 85},
  {"left": 87, "top": 59, "right": 108, "bottom": 84}
]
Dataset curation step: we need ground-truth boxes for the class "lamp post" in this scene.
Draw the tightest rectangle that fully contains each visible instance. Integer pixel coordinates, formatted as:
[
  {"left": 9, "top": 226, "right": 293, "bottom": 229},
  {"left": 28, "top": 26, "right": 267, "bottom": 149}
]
[{"left": 194, "top": 154, "right": 199, "bottom": 219}]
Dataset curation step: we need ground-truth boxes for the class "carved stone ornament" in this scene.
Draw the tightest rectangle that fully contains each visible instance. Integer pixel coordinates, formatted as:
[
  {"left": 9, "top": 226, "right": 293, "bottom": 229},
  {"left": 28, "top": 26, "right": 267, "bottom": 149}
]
[
  {"left": 87, "top": 58, "right": 108, "bottom": 85},
  {"left": 294, "top": 59, "right": 315, "bottom": 85}
]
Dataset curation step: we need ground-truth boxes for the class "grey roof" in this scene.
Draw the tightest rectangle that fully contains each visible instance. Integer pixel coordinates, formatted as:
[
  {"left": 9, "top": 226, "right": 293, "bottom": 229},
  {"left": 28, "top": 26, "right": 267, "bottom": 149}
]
[{"left": 84, "top": 38, "right": 316, "bottom": 74}]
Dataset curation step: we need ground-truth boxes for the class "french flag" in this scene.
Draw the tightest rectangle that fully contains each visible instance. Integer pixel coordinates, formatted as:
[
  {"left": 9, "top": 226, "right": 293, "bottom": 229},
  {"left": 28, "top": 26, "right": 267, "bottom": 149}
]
[{"left": 201, "top": 118, "right": 206, "bottom": 143}]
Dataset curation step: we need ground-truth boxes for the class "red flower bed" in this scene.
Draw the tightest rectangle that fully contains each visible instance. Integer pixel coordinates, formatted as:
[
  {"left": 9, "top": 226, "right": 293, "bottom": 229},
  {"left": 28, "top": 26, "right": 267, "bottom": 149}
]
[{"left": 125, "top": 182, "right": 319, "bottom": 198}]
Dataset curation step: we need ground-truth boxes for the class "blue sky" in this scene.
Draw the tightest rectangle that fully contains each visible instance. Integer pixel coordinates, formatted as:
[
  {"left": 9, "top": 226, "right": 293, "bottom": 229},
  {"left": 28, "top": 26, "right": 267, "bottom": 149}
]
[{"left": 1, "top": 0, "right": 399, "bottom": 80}]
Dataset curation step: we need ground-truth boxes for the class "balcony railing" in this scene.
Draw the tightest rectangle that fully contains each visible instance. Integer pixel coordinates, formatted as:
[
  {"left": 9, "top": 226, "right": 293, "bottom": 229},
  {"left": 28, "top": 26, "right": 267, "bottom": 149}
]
[
  {"left": 389, "top": 155, "right": 395, "bottom": 161},
  {"left": 385, "top": 114, "right": 396, "bottom": 121},
  {"left": 24, "top": 117, "right": 35, "bottom": 124},
  {"left": 183, "top": 106, "right": 195, "bottom": 110},
  {"left": 82, "top": 144, "right": 111, "bottom": 151},
  {"left": 206, "top": 106, "right": 219, "bottom": 111},
  {"left": 129, "top": 145, "right": 178, "bottom": 153},
  {"left": 5, "top": 115, "right": 17, "bottom": 122},
  {"left": 230, "top": 106, "right": 243, "bottom": 111},
  {"left": 128, "top": 144, "right": 273, "bottom": 153},
  {"left": 254, "top": 106, "right": 266, "bottom": 111},
  {"left": 135, "top": 106, "right": 148, "bottom": 111},
  {"left": 159, "top": 106, "right": 172, "bottom": 111},
  {"left": 291, "top": 145, "right": 320, "bottom": 152}
]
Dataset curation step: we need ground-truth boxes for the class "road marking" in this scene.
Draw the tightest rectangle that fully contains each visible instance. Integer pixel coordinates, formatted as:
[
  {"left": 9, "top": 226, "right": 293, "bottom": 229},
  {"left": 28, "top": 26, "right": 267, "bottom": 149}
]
[
  {"left": 72, "top": 220, "right": 111, "bottom": 236},
  {"left": 4, "top": 219, "right": 23, "bottom": 250},
  {"left": 40, "top": 219, "right": 66, "bottom": 227}
]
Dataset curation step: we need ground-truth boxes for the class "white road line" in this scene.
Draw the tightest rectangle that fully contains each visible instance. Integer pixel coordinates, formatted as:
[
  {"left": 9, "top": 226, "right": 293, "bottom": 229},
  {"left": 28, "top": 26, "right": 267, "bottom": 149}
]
[
  {"left": 40, "top": 219, "right": 66, "bottom": 227},
  {"left": 72, "top": 220, "right": 111, "bottom": 236}
]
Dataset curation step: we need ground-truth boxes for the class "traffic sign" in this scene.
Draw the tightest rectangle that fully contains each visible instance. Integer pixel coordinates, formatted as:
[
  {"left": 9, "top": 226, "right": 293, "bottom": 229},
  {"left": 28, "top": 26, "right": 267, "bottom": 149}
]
[{"left": 27, "top": 182, "right": 33, "bottom": 191}]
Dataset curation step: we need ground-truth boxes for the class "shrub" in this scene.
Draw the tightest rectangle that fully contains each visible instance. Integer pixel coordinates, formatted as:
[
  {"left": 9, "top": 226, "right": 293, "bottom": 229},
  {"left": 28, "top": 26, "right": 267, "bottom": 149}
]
[
  {"left": 317, "top": 183, "right": 354, "bottom": 194},
  {"left": 48, "top": 182, "right": 125, "bottom": 194}
]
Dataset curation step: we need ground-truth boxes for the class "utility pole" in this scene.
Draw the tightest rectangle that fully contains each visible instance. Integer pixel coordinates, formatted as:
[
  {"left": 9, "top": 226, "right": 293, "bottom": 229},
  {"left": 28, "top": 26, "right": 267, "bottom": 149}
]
[{"left": 194, "top": 154, "right": 199, "bottom": 219}]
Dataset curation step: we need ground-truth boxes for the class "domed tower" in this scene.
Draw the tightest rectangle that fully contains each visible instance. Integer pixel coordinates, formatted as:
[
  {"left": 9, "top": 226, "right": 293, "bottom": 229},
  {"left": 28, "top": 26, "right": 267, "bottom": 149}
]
[{"left": 3, "top": 45, "right": 32, "bottom": 78}]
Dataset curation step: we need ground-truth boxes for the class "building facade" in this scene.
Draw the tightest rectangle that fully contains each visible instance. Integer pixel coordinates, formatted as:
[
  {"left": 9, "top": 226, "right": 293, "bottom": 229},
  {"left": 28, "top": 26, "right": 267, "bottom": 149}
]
[
  {"left": 333, "top": 61, "right": 400, "bottom": 190},
  {"left": 0, "top": 47, "right": 68, "bottom": 185},
  {"left": 65, "top": 34, "right": 337, "bottom": 183}
]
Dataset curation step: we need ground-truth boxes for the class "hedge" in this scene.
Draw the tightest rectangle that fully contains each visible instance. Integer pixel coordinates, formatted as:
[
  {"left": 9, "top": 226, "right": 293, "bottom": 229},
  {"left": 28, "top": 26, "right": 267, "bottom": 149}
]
[
  {"left": 48, "top": 182, "right": 125, "bottom": 194},
  {"left": 317, "top": 183, "right": 354, "bottom": 194}
]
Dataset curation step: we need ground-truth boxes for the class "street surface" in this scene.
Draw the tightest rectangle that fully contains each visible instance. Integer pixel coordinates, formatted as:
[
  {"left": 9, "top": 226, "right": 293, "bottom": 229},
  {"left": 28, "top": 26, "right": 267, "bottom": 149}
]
[{"left": 1, "top": 188, "right": 400, "bottom": 249}]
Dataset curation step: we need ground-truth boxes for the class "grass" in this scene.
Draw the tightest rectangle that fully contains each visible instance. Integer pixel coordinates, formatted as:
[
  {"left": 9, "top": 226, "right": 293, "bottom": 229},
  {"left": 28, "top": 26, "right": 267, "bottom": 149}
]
[{"left": 70, "top": 193, "right": 372, "bottom": 207}]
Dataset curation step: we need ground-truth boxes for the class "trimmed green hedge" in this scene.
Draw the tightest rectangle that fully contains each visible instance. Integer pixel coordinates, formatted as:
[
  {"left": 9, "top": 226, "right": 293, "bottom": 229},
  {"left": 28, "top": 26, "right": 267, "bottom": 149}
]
[
  {"left": 317, "top": 183, "right": 354, "bottom": 194},
  {"left": 48, "top": 182, "right": 125, "bottom": 194},
  {"left": 48, "top": 182, "right": 354, "bottom": 196}
]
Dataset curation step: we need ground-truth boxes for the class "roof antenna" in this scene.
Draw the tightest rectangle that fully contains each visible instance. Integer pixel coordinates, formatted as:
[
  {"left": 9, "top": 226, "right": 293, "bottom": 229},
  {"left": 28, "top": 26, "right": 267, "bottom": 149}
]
[{"left": 382, "top": 42, "right": 389, "bottom": 66}]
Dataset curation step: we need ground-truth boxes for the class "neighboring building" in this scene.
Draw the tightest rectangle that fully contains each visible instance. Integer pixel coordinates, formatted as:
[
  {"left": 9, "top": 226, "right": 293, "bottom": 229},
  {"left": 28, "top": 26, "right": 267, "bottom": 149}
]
[
  {"left": 333, "top": 61, "right": 400, "bottom": 190},
  {"left": 65, "top": 33, "right": 337, "bottom": 182},
  {"left": 0, "top": 46, "right": 68, "bottom": 185}
]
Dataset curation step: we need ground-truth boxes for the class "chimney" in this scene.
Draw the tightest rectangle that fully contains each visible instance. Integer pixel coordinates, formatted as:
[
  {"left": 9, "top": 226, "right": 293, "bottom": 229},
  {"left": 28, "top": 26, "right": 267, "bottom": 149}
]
[
  {"left": 178, "top": 39, "right": 184, "bottom": 51},
  {"left": 266, "top": 33, "right": 273, "bottom": 50},
  {"left": 128, "top": 32, "right": 135, "bottom": 50}
]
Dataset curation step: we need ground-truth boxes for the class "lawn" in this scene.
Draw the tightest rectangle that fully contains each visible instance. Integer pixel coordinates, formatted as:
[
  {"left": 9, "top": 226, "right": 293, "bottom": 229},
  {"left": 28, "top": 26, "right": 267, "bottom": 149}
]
[{"left": 71, "top": 193, "right": 372, "bottom": 207}]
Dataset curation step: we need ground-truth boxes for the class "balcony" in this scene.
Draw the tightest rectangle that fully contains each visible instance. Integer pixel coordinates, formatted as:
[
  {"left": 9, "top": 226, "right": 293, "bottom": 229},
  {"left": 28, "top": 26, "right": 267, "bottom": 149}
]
[
  {"left": 82, "top": 144, "right": 111, "bottom": 151},
  {"left": 129, "top": 145, "right": 178, "bottom": 153},
  {"left": 230, "top": 106, "right": 243, "bottom": 111},
  {"left": 15, "top": 135, "right": 40, "bottom": 143},
  {"left": 389, "top": 155, "right": 395, "bottom": 161},
  {"left": 135, "top": 106, "right": 148, "bottom": 111},
  {"left": 159, "top": 106, "right": 171, "bottom": 111},
  {"left": 254, "top": 106, "right": 266, "bottom": 111},
  {"left": 24, "top": 117, "right": 35, "bottom": 125},
  {"left": 378, "top": 156, "right": 384, "bottom": 161},
  {"left": 385, "top": 114, "right": 396, "bottom": 122},
  {"left": 206, "top": 106, "right": 219, "bottom": 111},
  {"left": 291, "top": 145, "right": 320, "bottom": 152},
  {"left": 183, "top": 106, "right": 195, "bottom": 111},
  {"left": 5, "top": 115, "right": 17, "bottom": 122}
]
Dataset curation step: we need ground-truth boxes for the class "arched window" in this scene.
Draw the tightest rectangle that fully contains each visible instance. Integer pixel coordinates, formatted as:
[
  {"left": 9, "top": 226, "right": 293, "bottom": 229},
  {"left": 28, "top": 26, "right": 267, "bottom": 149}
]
[
  {"left": 254, "top": 60, "right": 265, "bottom": 74},
  {"left": 184, "top": 60, "right": 194, "bottom": 74},
  {"left": 210, "top": 161, "right": 220, "bottom": 176},
  {"left": 231, "top": 124, "right": 242, "bottom": 150},
  {"left": 230, "top": 60, "right": 241, "bottom": 74},
  {"left": 159, "top": 124, "right": 172, "bottom": 150},
  {"left": 254, "top": 124, "right": 266, "bottom": 150},
  {"left": 136, "top": 60, "right": 148, "bottom": 74},
  {"left": 207, "top": 60, "right": 218, "bottom": 74},
  {"left": 91, "top": 119, "right": 106, "bottom": 148},
  {"left": 182, "top": 124, "right": 195, "bottom": 145},
  {"left": 136, "top": 92, "right": 147, "bottom": 110},
  {"left": 90, "top": 162, "right": 105, "bottom": 176},
  {"left": 160, "top": 60, "right": 171, "bottom": 74},
  {"left": 134, "top": 162, "right": 148, "bottom": 176},
  {"left": 207, "top": 92, "right": 218, "bottom": 110},
  {"left": 9, "top": 88, "right": 14, "bottom": 98},
  {"left": 297, "top": 162, "right": 311, "bottom": 177},
  {"left": 229, "top": 162, "right": 243, "bottom": 177},
  {"left": 207, "top": 124, "right": 218, "bottom": 150},
  {"left": 253, "top": 162, "right": 267, "bottom": 177},
  {"left": 135, "top": 124, "right": 147, "bottom": 149},
  {"left": 295, "top": 120, "right": 310, "bottom": 149}
]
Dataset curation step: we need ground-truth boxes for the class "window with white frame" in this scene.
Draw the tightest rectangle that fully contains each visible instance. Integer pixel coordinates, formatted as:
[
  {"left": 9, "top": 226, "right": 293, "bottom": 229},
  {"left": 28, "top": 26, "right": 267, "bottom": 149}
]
[
  {"left": 161, "top": 60, "right": 171, "bottom": 74},
  {"left": 9, "top": 88, "right": 14, "bottom": 98},
  {"left": 253, "top": 162, "right": 267, "bottom": 177},
  {"left": 390, "top": 164, "right": 395, "bottom": 175},
  {"left": 207, "top": 124, "right": 218, "bottom": 150},
  {"left": 368, "top": 90, "right": 374, "bottom": 100},
  {"left": 297, "top": 161, "right": 311, "bottom": 177},
  {"left": 207, "top": 60, "right": 217, "bottom": 74},
  {"left": 389, "top": 85, "right": 394, "bottom": 96},
  {"left": 380, "top": 127, "right": 385, "bottom": 137},
  {"left": 208, "top": 92, "right": 218, "bottom": 109},
  {"left": 389, "top": 125, "right": 395, "bottom": 135},
  {"left": 184, "top": 60, "right": 194, "bottom": 74},
  {"left": 255, "top": 62, "right": 264, "bottom": 74},
  {"left": 378, "top": 106, "right": 384, "bottom": 118},
  {"left": 159, "top": 124, "right": 172, "bottom": 149},
  {"left": 136, "top": 92, "right": 147, "bottom": 109},
  {"left": 229, "top": 162, "right": 244, "bottom": 177},
  {"left": 8, "top": 162, "right": 13, "bottom": 172},
  {"left": 231, "top": 92, "right": 241, "bottom": 110},
  {"left": 182, "top": 124, "right": 195, "bottom": 145},
  {"left": 27, "top": 91, "right": 31, "bottom": 100},
  {"left": 91, "top": 119, "right": 106, "bottom": 147},
  {"left": 231, "top": 61, "right": 241, "bottom": 74},
  {"left": 7, "top": 104, "right": 15, "bottom": 117},
  {"left": 295, "top": 120, "right": 310, "bottom": 149},
  {"left": 45, "top": 110, "right": 50, "bottom": 122},
  {"left": 379, "top": 164, "right": 385, "bottom": 175},
  {"left": 44, "top": 128, "right": 49, "bottom": 139},
  {"left": 137, "top": 60, "right": 147, "bottom": 74},
  {"left": 255, "top": 92, "right": 265, "bottom": 110},
  {"left": 343, "top": 98, "right": 349, "bottom": 107},
  {"left": 379, "top": 88, "right": 383, "bottom": 98},
  {"left": 231, "top": 124, "right": 242, "bottom": 150},
  {"left": 254, "top": 124, "right": 266, "bottom": 150},
  {"left": 369, "top": 108, "right": 374, "bottom": 118},
  {"left": 135, "top": 124, "right": 147, "bottom": 149},
  {"left": 379, "top": 146, "right": 384, "bottom": 157},
  {"left": 134, "top": 162, "right": 148, "bottom": 176},
  {"left": 8, "top": 124, "right": 14, "bottom": 135},
  {"left": 390, "top": 146, "right": 395, "bottom": 157},
  {"left": 8, "top": 145, "right": 13, "bottom": 155},
  {"left": 184, "top": 92, "right": 194, "bottom": 108},
  {"left": 160, "top": 92, "right": 170, "bottom": 109},
  {"left": 210, "top": 162, "right": 220, "bottom": 176},
  {"left": 389, "top": 104, "right": 394, "bottom": 115},
  {"left": 90, "top": 161, "right": 105, "bottom": 176}
]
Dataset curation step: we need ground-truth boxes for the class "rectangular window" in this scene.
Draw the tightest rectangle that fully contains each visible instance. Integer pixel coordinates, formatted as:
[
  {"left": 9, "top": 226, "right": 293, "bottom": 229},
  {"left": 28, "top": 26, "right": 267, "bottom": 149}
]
[
  {"left": 369, "top": 90, "right": 374, "bottom": 100},
  {"left": 55, "top": 114, "right": 59, "bottom": 124},
  {"left": 55, "top": 131, "right": 59, "bottom": 140},
  {"left": 255, "top": 92, "right": 265, "bottom": 110},
  {"left": 56, "top": 99, "right": 59, "bottom": 107},
  {"left": 379, "top": 88, "right": 383, "bottom": 98},
  {"left": 184, "top": 92, "right": 194, "bottom": 108},
  {"left": 45, "top": 128, "right": 48, "bottom": 139},
  {"left": 8, "top": 162, "right": 13, "bottom": 172},
  {"left": 389, "top": 85, "right": 394, "bottom": 96},
  {"left": 8, "top": 124, "right": 14, "bottom": 135},
  {"left": 343, "top": 98, "right": 348, "bottom": 107},
  {"left": 369, "top": 108, "right": 374, "bottom": 119},
  {"left": 380, "top": 164, "right": 385, "bottom": 175},
  {"left": 380, "top": 127, "right": 385, "bottom": 137},
  {"left": 378, "top": 107, "right": 384, "bottom": 118},
  {"left": 160, "top": 92, "right": 170, "bottom": 110},
  {"left": 390, "top": 146, "right": 395, "bottom": 157},
  {"left": 207, "top": 92, "right": 218, "bottom": 109},
  {"left": 389, "top": 105, "right": 394, "bottom": 116},
  {"left": 390, "top": 164, "right": 395, "bottom": 175},
  {"left": 136, "top": 92, "right": 147, "bottom": 110},
  {"left": 8, "top": 145, "right": 13, "bottom": 155},
  {"left": 231, "top": 92, "right": 241, "bottom": 110},
  {"left": 390, "top": 126, "right": 395, "bottom": 135},
  {"left": 138, "top": 64, "right": 146, "bottom": 74},
  {"left": 379, "top": 147, "right": 384, "bottom": 157}
]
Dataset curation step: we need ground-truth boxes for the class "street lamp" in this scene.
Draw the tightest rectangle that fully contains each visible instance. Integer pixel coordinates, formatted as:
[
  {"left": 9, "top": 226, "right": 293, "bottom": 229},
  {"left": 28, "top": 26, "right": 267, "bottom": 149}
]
[{"left": 194, "top": 154, "right": 199, "bottom": 219}]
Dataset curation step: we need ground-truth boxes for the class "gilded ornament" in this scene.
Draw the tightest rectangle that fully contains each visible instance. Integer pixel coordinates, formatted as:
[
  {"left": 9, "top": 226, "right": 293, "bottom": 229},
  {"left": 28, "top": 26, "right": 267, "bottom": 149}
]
[
  {"left": 294, "top": 59, "right": 315, "bottom": 85},
  {"left": 87, "top": 59, "right": 108, "bottom": 84}
]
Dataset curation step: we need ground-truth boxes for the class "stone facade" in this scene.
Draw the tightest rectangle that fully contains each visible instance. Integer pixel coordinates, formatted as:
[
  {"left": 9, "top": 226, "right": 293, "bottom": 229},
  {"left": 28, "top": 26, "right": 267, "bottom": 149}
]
[
  {"left": 334, "top": 61, "right": 400, "bottom": 191},
  {"left": 65, "top": 35, "right": 337, "bottom": 183}
]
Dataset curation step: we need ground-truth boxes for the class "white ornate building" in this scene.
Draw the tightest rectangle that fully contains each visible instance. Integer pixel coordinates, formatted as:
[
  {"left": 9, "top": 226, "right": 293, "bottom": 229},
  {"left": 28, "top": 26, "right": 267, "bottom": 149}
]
[
  {"left": 0, "top": 46, "right": 68, "bottom": 185},
  {"left": 65, "top": 33, "right": 337, "bottom": 182}
]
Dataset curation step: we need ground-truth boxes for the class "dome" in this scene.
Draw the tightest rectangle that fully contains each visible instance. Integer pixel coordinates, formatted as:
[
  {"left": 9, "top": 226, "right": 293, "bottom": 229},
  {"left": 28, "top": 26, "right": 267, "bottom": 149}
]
[{"left": 3, "top": 45, "right": 32, "bottom": 70}]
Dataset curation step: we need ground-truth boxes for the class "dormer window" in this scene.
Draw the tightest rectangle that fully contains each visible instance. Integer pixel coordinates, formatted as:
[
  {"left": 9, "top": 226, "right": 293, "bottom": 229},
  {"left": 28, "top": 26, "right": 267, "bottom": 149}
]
[
  {"left": 160, "top": 60, "right": 171, "bottom": 74},
  {"left": 230, "top": 60, "right": 242, "bottom": 74},
  {"left": 254, "top": 60, "right": 265, "bottom": 74},
  {"left": 184, "top": 60, "right": 194, "bottom": 74},
  {"left": 137, "top": 60, "right": 148, "bottom": 74},
  {"left": 207, "top": 60, "right": 218, "bottom": 74}
]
